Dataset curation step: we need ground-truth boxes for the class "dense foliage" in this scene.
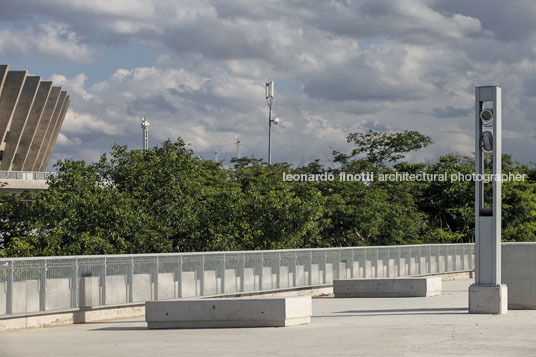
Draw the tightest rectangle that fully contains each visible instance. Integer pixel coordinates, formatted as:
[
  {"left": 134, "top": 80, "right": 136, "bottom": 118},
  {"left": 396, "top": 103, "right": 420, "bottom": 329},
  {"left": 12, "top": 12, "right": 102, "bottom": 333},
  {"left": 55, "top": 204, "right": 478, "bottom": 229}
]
[{"left": 1, "top": 131, "right": 535, "bottom": 257}]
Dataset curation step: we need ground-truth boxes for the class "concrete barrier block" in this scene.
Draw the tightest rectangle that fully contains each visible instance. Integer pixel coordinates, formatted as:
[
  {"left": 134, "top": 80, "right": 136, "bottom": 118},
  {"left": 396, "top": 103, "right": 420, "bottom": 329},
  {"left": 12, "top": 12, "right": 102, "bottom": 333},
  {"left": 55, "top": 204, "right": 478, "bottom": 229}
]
[
  {"left": 224, "top": 269, "right": 237, "bottom": 293},
  {"left": 132, "top": 274, "right": 152, "bottom": 302},
  {"left": 45, "top": 278, "right": 71, "bottom": 311},
  {"left": 145, "top": 296, "right": 312, "bottom": 329},
  {"left": 181, "top": 272, "right": 196, "bottom": 298},
  {"left": 79, "top": 277, "right": 100, "bottom": 307},
  {"left": 502, "top": 243, "right": 536, "bottom": 309},
  {"left": 105, "top": 275, "right": 127, "bottom": 305},
  {"left": 333, "top": 277, "right": 442, "bottom": 298},
  {"left": 158, "top": 273, "right": 175, "bottom": 300},
  {"left": 469, "top": 284, "right": 507, "bottom": 314}
]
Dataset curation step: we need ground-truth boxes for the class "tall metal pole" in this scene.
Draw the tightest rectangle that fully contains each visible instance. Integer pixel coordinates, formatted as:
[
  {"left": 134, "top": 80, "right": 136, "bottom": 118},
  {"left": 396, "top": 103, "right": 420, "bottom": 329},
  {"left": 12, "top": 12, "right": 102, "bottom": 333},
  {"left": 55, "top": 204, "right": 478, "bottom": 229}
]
[
  {"left": 141, "top": 116, "right": 150, "bottom": 151},
  {"left": 469, "top": 86, "right": 507, "bottom": 314},
  {"left": 235, "top": 135, "right": 241, "bottom": 159},
  {"left": 266, "top": 80, "right": 274, "bottom": 165},
  {"left": 268, "top": 105, "right": 272, "bottom": 165}
]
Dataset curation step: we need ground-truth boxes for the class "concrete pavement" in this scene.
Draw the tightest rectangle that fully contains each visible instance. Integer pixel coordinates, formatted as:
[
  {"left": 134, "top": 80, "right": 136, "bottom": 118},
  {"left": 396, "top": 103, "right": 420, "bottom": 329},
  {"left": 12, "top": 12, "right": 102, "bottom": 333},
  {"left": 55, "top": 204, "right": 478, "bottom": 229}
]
[{"left": 1, "top": 279, "right": 535, "bottom": 357}]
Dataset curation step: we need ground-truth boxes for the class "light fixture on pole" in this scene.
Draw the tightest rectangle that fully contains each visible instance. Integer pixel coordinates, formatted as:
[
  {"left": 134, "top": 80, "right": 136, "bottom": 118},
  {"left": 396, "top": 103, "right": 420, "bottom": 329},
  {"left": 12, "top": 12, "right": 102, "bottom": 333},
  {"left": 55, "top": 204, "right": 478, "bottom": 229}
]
[
  {"left": 469, "top": 86, "right": 507, "bottom": 314},
  {"left": 266, "top": 80, "right": 280, "bottom": 165},
  {"left": 141, "top": 116, "right": 150, "bottom": 150},
  {"left": 235, "top": 135, "right": 241, "bottom": 159}
]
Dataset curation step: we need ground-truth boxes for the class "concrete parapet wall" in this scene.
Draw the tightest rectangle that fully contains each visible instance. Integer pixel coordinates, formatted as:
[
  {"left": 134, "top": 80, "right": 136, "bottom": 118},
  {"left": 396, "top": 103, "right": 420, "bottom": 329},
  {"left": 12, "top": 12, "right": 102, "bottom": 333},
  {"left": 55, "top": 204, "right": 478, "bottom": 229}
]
[
  {"left": 333, "top": 276, "right": 442, "bottom": 298},
  {"left": 145, "top": 296, "right": 312, "bottom": 329},
  {"left": 502, "top": 243, "right": 536, "bottom": 309}
]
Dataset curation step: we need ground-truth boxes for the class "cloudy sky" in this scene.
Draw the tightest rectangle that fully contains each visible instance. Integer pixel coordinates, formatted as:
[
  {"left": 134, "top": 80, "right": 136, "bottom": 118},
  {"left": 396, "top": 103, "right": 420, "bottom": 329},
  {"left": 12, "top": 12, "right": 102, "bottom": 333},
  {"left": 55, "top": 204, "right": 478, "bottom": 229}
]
[{"left": 1, "top": 0, "right": 536, "bottom": 169}]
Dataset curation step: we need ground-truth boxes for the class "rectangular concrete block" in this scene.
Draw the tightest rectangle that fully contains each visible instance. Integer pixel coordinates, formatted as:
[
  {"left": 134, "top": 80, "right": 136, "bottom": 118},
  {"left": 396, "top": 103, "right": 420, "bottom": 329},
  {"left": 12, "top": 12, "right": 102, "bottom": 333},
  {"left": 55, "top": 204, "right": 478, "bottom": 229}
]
[
  {"left": 145, "top": 296, "right": 312, "bottom": 328},
  {"left": 132, "top": 274, "right": 152, "bottom": 302},
  {"left": 157, "top": 273, "right": 176, "bottom": 300},
  {"left": 181, "top": 271, "right": 197, "bottom": 298},
  {"left": 105, "top": 275, "right": 127, "bottom": 305},
  {"left": 502, "top": 243, "right": 536, "bottom": 309},
  {"left": 469, "top": 284, "right": 507, "bottom": 314},
  {"left": 45, "top": 278, "right": 71, "bottom": 311},
  {"left": 79, "top": 276, "right": 100, "bottom": 307},
  {"left": 333, "top": 277, "right": 442, "bottom": 298}
]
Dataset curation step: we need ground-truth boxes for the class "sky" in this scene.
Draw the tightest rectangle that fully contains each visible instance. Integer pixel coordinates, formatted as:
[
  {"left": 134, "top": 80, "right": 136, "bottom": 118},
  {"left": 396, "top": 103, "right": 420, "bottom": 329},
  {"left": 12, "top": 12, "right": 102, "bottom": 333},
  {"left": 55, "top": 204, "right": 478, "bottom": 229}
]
[{"left": 1, "top": 0, "right": 536, "bottom": 170}]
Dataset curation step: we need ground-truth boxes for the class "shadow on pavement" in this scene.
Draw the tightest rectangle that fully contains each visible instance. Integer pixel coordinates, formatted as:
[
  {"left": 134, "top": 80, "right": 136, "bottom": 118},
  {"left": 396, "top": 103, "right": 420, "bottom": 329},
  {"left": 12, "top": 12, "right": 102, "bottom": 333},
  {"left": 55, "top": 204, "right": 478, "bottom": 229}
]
[{"left": 314, "top": 307, "right": 467, "bottom": 317}]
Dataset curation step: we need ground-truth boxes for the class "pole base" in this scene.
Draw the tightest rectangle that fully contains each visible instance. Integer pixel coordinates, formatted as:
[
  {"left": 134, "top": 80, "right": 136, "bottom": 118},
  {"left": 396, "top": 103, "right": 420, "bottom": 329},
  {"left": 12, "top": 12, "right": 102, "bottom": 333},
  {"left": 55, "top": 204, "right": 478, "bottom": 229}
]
[{"left": 469, "top": 284, "right": 508, "bottom": 314}]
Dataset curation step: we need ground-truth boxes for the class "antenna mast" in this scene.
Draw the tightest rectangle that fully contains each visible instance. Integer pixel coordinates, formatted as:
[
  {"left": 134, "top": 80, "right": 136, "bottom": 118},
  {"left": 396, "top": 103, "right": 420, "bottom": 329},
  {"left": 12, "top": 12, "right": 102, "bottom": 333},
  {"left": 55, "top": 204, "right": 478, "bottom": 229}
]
[
  {"left": 141, "top": 116, "right": 150, "bottom": 150},
  {"left": 235, "top": 135, "right": 241, "bottom": 159}
]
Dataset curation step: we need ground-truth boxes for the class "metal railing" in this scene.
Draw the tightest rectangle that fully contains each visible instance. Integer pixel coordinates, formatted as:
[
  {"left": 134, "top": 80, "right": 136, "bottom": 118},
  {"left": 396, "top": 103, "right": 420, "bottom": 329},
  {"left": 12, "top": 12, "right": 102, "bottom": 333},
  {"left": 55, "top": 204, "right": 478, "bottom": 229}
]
[
  {"left": 0, "top": 244, "right": 474, "bottom": 317},
  {"left": 0, "top": 171, "right": 55, "bottom": 180}
]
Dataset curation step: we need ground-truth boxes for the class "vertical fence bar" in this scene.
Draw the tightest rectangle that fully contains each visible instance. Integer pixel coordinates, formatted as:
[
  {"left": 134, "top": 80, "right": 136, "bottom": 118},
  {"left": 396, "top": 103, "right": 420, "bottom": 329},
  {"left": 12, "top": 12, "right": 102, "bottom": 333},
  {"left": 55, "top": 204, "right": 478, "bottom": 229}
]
[
  {"left": 177, "top": 255, "right": 183, "bottom": 298},
  {"left": 276, "top": 252, "right": 281, "bottom": 289},
  {"left": 375, "top": 248, "right": 379, "bottom": 278},
  {"left": 239, "top": 253, "right": 245, "bottom": 292},
  {"left": 199, "top": 254, "right": 205, "bottom": 296},
  {"left": 259, "top": 252, "right": 264, "bottom": 291},
  {"left": 322, "top": 250, "right": 327, "bottom": 284},
  {"left": 336, "top": 249, "right": 341, "bottom": 280},
  {"left": 128, "top": 257, "right": 134, "bottom": 303},
  {"left": 307, "top": 251, "right": 313, "bottom": 286},
  {"left": 39, "top": 260, "right": 46, "bottom": 311},
  {"left": 102, "top": 257, "right": 107, "bottom": 306},
  {"left": 221, "top": 253, "right": 226, "bottom": 294},
  {"left": 292, "top": 251, "right": 297, "bottom": 287},
  {"left": 6, "top": 261, "right": 13, "bottom": 315},
  {"left": 153, "top": 256, "right": 159, "bottom": 300},
  {"left": 72, "top": 258, "right": 79, "bottom": 308}
]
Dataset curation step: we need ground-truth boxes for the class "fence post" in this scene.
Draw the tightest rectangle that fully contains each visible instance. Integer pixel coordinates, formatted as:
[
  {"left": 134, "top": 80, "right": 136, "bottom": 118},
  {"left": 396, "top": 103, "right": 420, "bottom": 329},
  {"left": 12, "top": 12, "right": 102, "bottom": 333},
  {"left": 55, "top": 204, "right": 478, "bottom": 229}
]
[
  {"left": 102, "top": 257, "right": 107, "bottom": 306},
  {"left": 177, "top": 255, "right": 183, "bottom": 298},
  {"left": 153, "top": 256, "right": 159, "bottom": 300},
  {"left": 336, "top": 249, "right": 341, "bottom": 280},
  {"left": 239, "top": 253, "right": 245, "bottom": 292},
  {"left": 307, "top": 251, "right": 313, "bottom": 286},
  {"left": 375, "top": 248, "right": 379, "bottom": 278},
  {"left": 72, "top": 258, "right": 79, "bottom": 308},
  {"left": 199, "top": 254, "right": 205, "bottom": 296},
  {"left": 39, "top": 260, "right": 46, "bottom": 311},
  {"left": 276, "top": 252, "right": 281, "bottom": 289},
  {"left": 259, "top": 252, "right": 264, "bottom": 291},
  {"left": 322, "top": 250, "right": 327, "bottom": 284},
  {"left": 6, "top": 261, "right": 13, "bottom": 315},
  {"left": 351, "top": 249, "right": 355, "bottom": 278},
  {"left": 292, "top": 251, "right": 297, "bottom": 287},
  {"left": 128, "top": 257, "right": 134, "bottom": 303},
  {"left": 221, "top": 254, "right": 226, "bottom": 294}
]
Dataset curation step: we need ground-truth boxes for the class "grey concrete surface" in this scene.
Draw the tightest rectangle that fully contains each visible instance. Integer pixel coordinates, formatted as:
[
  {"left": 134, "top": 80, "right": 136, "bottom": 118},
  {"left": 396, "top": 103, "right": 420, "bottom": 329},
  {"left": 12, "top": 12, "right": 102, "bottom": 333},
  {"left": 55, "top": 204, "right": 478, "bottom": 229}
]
[
  {"left": 2, "top": 279, "right": 536, "bottom": 356},
  {"left": 468, "top": 284, "right": 508, "bottom": 314},
  {"left": 146, "top": 296, "right": 312, "bottom": 328},
  {"left": 0, "top": 65, "right": 8, "bottom": 100},
  {"left": 40, "top": 96, "right": 69, "bottom": 171},
  {"left": 11, "top": 81, "right": 52, "bottom": 171},
  {"left": 33, "top": 90, "right": 66, "bottom": 171},
  {"left": 0, "top": 76, "right": 40, "bottom": 170},
  {"left": 502, "top": 242, "right": 536, "bottom": 309},
  {"left": 334, "top": 277, "right": 442, "bottom": 298},
  {"left": 23, "top": 87, "right": 60, "bottom": 171},
  {"left": 0, "top": 71, "right": 26, "bottom": 146}
]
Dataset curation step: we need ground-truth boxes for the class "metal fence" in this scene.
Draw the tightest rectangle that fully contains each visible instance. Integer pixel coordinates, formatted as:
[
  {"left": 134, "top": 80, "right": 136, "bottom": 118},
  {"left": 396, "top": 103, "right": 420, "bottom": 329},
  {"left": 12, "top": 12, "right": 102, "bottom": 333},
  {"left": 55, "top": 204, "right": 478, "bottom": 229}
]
[
  {"left": 0, "top": 244, "right": 474, "bottom": 317},
  {"left": 0, "top": 170, "right": 55, "bottom": 180}
]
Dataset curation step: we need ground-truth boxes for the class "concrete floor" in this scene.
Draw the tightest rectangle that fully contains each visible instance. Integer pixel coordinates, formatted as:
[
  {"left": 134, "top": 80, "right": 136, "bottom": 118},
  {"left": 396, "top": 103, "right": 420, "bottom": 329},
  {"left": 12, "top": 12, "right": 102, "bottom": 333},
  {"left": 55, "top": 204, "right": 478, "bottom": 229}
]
[{"left": 1, "top": 279, "right": 535, "bottom": 357}]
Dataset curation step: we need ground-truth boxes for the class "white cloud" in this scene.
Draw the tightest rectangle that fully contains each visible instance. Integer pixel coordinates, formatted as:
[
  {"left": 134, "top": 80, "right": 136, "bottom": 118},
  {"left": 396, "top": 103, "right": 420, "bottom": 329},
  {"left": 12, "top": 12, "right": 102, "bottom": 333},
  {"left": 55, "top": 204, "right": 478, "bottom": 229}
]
[
  {"left": 61, "top": 110, "right": 119, "bottom": 135},
  {"left": 0, "top": 22, "right": 94, "bottom": 62},
  {"left": 3, "top": 0, "right": 534, "bottom": 166}
]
